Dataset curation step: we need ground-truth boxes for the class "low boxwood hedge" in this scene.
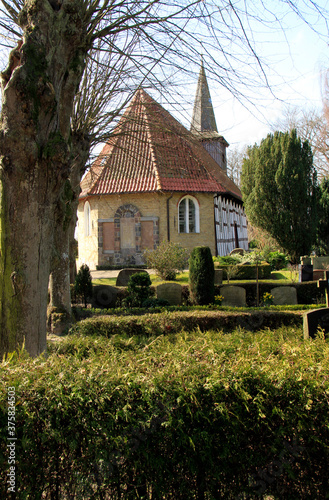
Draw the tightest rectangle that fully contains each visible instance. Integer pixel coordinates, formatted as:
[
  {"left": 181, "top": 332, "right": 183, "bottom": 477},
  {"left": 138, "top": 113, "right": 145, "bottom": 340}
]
[
  {"left": 1, "top": 328, "right": 329, "bottom": 499},
  {"left": 69, "top": 309, "right": 303, "bottom": 337},
  {"left": 215, "top": 263, "right": 272, "bottom": 280}
]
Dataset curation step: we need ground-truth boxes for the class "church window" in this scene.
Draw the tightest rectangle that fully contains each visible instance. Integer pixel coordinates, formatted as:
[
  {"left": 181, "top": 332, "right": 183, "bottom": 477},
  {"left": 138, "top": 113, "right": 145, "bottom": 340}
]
[
  {"left": 178, "top": 196, "right": 200, "bottom": 233},
  {"left": 84, "top": 201, "right": 91, "bottom": 237}
]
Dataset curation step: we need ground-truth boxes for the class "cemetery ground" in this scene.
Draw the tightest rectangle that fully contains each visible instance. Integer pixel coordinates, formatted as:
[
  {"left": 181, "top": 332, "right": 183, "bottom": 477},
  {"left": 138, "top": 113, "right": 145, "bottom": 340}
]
[{"left": 1, "top": 269, "right": 329, "bottom": 498}]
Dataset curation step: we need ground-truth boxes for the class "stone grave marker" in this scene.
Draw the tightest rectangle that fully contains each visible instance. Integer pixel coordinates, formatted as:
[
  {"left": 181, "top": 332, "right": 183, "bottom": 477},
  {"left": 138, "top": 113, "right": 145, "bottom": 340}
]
[
  {"left": 304, "top": 272, "right": 329, "bottom": 339},
  {"left": 214, "top": 269, "right": 223, "bottom": 285},
  {"left": 156, "top": 283, "right": 182, "bottom": 305},
  {"left": 303, "top": 271, "right": 329, "bottom": 339},
  {"left": 92, "top": 285, "right": 118, "bottom": 308},
  {"left": 317, "top": 271, "right": 329, "bottom": 306},
  {"left": 303, "top": 308, "right": 329, "bottom": 339},
  {"left": 116, "top": 268, "right": 148, "bottom": 286},
  {"left": 270, "top": 286, "right": 297, "bottom": 305},
  {"left": 312, "top": 256, "right": 329, "bottom": 270},
  {"left": 313, "top": 269, "right": 325, "bottom": 281},
  {"left": 229, "top": 248, "right": 245, "bottom": 256},
  {"left": 299, "top": 264, "right": 313, "bottom": 282},
  {"left": 219, "top": 286, "right": 246, "bottom": 307}
]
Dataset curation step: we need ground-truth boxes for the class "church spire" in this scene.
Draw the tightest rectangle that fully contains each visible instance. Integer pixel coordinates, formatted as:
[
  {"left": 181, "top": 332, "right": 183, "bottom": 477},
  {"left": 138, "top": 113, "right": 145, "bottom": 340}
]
[
  {"left": 190, "top": 59, "right": 218, "bottom": 133},
  {"left": 190, "top": 58, "right": 229, "bottom": 173}
]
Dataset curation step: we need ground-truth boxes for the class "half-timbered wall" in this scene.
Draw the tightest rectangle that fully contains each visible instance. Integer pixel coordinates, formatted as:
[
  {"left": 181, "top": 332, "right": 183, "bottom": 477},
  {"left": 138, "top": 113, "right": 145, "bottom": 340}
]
[{"left": 214, "top": 195, "right": 248, "bottom": 256}]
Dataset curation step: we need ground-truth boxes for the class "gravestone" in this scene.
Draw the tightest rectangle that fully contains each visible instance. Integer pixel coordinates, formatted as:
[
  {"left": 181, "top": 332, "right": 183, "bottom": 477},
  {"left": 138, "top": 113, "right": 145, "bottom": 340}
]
[
  {"left": 230, "top": 248, "right": 245, "bottom": 256},
  {"left": 270, "top": 286, "right": 297, "bottom": 305},
  {"left": 92, "top": 285, "right": 118, "bottom": 308},
  {"left": 317, "top": 271, "right": 329, "bottom": 306},
  {"left": 156, "top": 283, "right": 182, "bottom": 305},
  {"left": 312, "top": 256, "right": 329, "bottom": 270},
  {"left": 304, "top": 272, "right": 329, "bottom": 339},
  {"left": 219, "top": 286, "right": 246, "bottom": 307},
  {"left": 116, "top": 268, "right": 148, "bottom": 286},
  {"left": 300, "top": 256, "right": 312, "bottom": 266},
  {"left": 313, "top": 269, "right": 325, "bottom": 281},
  {"left": 214, "top": 269, "right": 223, "bottom": 285},
  {"left": 303, "top": 308, "right": 329, "bottom": 339},
  {"left": 299, "top": 264, "right": 313, "bottom": 282}
]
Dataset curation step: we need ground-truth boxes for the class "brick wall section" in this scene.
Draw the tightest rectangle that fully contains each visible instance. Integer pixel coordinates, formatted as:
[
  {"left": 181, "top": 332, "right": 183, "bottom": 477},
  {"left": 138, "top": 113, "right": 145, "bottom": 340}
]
[
  {"left": 163, "top": 192, "right": 216, "bottom": 255},
  {"left": 77, "top": 192, "right": 216, "bottom": 269}
]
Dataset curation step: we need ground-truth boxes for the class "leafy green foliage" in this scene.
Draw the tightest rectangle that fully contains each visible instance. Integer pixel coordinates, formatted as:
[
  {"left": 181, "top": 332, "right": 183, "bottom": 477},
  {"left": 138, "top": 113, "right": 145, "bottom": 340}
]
[
  {"left": 69, "top": 309, "right": 302, "bottom": 337},
  {"left": 143, "top": 241, "right": 188, "bottom": 280},
  {"left": 267, "top": 251, "right": 288, "bottom": 270},
  {"left": 222, "top": 264, "right": 272, "bottom": 280},
  {"left": 213, "top": 255, "right": 241, "bottom": 265},
  {"left": 1, "top": 327, "right": 329, "bottom": 498},
  {"left": 241, "top": 129, "right": 318, "bottom": 263},
  {"left": 74, "top": 264, "right": 93, "bottom": 307},
  {"left": 189, "top": 246, "right": 215, "bottom": 305},
  {"left": 124, "top": 272, "right": 153, "bottom": 307}
]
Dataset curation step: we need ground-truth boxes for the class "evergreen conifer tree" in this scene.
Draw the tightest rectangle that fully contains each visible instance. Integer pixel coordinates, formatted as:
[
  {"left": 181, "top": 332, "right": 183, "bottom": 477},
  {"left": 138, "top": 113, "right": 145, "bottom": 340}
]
[
  {"left": 75, "top": 264, "right": 93, "bottom": 308},
  {"left": 241, "top": 129, "right": 318, "bottom": 263},
  {"left": 189, "top": 246, "right": 215, "bottom": 305}
]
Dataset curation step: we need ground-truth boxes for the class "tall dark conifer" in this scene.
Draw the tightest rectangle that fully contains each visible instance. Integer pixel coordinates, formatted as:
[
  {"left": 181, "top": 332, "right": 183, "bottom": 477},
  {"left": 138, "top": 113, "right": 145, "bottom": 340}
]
[{"left": 241, "top": 129, "right": 318, "bottom": 263}]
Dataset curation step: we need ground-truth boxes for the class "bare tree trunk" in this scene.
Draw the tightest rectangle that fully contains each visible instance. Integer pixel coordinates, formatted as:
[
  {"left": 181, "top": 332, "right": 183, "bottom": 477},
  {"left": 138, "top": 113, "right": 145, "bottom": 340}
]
[
  {"left": 47, "top": 228, "right": 72, "bottom": 336},
  {"left": 48, "top": 133, "right": 90, "bottom": 335},
  {"left": 0, "top": 0, "right": 87, "bottom": 356}
]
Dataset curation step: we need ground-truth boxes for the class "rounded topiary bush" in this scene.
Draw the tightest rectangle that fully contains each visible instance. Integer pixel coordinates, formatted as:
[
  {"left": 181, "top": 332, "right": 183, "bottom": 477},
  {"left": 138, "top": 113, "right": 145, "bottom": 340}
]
[
  {"left": 189, "top": 246, "right": 215, "bottom": 305},
  {"left": 125, "top": 272, "right": 153, "bottom": 307}
]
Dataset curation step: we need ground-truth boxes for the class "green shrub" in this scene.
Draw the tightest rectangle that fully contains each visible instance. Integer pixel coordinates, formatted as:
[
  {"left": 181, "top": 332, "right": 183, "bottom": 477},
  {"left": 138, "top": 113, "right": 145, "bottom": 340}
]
[
  {"left": 2, "top": 328, "right": 329, "bottom": 499},
  {"left": 249, "top": 239, "right": 259, "bottom": 249},
  {"left": 189, "top": 246, "right": 215, "bottom": 305},
  {"left": 213, "top": 255, "right": 242, "bottom": 265},
  {"left": 75, "top": 264, "right": 93, "bottom": 307},
  {"left": 143, "top": 242, "right": 189, "bottom": 280},
  {"left": 268, "top": 251, "right": 288, "bottom": 270},
  {"left": 69, "top": 308, "right": 303, "bottom": 339},
  {"left": 124, "top": 272, "right": 153, "bottom": 307},
  {"left": 216, "top": 263, "right": 272, "bottom": 280},
  {"left": 142, "top": 298, "right": 170, "bottom": 308}
]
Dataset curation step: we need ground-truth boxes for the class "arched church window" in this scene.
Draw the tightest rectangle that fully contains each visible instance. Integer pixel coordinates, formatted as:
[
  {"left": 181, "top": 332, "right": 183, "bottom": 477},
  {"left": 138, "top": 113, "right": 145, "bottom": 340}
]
[
  {"left": 178, "top": 196, "right": 200, "bottom": 233},
  {"left": 84, "top": 201, "right": 91, "bottom": 237}
]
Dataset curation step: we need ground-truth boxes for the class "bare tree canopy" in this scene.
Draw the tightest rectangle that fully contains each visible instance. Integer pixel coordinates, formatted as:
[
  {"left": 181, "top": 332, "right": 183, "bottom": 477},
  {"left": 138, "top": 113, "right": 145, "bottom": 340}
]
[
  {"left": 1, "top": 0, "right": 329, "bottom": 357},
  {"left": 271, "top": 105, "right": 329, "bottom": 177}
]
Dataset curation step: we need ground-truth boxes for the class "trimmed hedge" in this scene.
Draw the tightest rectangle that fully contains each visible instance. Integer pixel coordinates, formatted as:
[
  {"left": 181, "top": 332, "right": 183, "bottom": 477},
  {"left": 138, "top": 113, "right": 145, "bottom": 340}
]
[
  {"left": 215, "top": 263, "right": 272, "bottom": 280},
  {"left": 1, "top": 328, "right": 329, "bottom": 498},
  {"left": 96, "top": 264, "right": 147, "bottom": 270},
  {"left": 69, "top": 310, "right": 303, "bottom": 337}
]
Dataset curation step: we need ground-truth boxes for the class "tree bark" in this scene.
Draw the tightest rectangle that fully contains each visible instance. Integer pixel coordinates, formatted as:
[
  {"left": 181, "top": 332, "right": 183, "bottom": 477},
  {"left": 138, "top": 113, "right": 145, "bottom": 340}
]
[
  {"left": 0, "top": 0, "right": 88, "bottom": 356},
  {"left": 48, "top": 132, "right": 90, "bottom": 335}
]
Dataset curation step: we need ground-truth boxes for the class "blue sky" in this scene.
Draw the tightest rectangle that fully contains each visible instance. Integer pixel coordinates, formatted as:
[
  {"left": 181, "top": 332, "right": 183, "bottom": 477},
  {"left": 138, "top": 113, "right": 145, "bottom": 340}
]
[{"left": 207, "top": 5, "right": 329, "bottom": 147}]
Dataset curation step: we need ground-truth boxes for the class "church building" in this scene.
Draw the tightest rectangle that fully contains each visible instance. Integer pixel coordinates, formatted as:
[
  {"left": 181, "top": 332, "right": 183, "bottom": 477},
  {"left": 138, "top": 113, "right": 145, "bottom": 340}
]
[{"left": 77, "top": 63, "right": 248, "bottom": 269}]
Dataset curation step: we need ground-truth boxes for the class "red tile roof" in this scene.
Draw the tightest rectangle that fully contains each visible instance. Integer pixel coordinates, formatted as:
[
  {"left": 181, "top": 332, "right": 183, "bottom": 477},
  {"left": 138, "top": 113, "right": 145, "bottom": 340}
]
[{"left": 80, "top": 89, "right": 242, "bottom": 200}]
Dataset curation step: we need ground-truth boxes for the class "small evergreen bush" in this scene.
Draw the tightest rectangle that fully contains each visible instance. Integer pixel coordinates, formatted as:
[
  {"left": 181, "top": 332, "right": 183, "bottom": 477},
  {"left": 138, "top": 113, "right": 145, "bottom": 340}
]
[
  {"left": 124, "top": 272, "right": 153, "bottom": 307},
  {"left": 143, "top": 241, "right": 188, "bottom": 280},
  {"left": 189, "top": 246, "right": 215, "bottom": 305},
  {"left": 4, "top": 328, "right": 329, "bottom": 499},
  {"left": 74, "top": 264, "right": 93, "bottom": 308}
]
